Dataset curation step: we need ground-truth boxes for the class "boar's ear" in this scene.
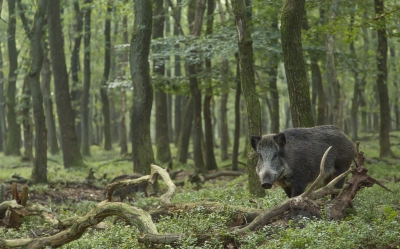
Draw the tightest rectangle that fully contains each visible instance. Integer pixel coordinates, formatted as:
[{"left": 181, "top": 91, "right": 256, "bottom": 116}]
[
  {"left": 273, "top": 133, "right": 286, "bottom": 150},
  {"left": 250, "top": 135, "right": 261, "bottom": 151}
]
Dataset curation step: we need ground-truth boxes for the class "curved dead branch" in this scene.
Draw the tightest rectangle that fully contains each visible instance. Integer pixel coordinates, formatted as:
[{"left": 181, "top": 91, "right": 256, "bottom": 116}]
[
  {"left": 0, "top": 202, "right": 158, "bottom": 249},
  {"left": 105, "top": 164, "right": 176, "bottom": 203}
]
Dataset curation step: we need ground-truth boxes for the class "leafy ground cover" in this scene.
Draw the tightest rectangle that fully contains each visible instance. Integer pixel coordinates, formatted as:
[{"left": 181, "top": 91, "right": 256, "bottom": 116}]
[{"left": 0, "top": 134, "right": 399, "bottom": 248}]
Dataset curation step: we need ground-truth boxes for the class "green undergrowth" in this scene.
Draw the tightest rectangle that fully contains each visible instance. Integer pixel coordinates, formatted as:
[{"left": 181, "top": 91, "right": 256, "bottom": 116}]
[{"left": 0, "top": 134, "right": 399, "bottom": 248}]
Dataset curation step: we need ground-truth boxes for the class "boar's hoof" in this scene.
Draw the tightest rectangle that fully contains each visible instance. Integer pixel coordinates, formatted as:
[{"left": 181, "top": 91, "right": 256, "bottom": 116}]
[{"left": 261, "top": 182, "right": 273, "bottom": 189}]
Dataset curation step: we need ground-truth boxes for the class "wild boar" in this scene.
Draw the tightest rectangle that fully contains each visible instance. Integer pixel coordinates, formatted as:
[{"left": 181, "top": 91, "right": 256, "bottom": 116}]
[
  {"left": 104, "top": 173, "right": 148, "bottom": 202},
  {"left": 251, "top": 125, "right": 356, "bottom": 198}
]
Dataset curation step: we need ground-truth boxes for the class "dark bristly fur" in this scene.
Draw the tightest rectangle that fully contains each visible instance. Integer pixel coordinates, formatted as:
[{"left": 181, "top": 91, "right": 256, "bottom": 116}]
[{"left": 251, "top": 125, "right": 356, "bottom": 198}]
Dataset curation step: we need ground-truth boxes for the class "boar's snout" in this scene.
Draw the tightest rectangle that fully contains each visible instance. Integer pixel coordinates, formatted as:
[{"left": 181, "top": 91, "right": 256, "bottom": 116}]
[{"left": 261, "top": 182, "right": 273, "bottom": 189}]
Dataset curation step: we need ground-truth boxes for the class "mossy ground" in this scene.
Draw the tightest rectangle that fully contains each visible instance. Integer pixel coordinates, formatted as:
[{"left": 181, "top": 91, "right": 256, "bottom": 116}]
[{"left": 0, "top": 133, "right": 399, "bottom": 248}]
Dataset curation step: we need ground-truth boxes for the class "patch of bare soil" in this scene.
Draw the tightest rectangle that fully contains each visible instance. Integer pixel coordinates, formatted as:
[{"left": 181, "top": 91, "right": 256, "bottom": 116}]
[{"left": 2, "top": 182, "right": 105, "bottom": 206}]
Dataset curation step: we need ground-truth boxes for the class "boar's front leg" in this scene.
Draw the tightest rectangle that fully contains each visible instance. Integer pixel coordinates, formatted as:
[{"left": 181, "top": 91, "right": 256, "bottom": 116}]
[
  {"left": 282, "top": 187, "right": 292, "bottom": 198},
  {"left": 291, "top": 182, "right": 308, "bottom": 197}
]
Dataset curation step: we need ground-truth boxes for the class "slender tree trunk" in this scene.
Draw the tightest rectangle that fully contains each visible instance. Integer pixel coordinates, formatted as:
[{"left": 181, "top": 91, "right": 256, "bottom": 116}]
[
  {"left": 41, "top": 43, "right": 59, "bottom": 155},
  {"left": 374, "top": 0, "right": 392, "bottom": 157},
  {"left": 326, "top": 0, "right": 341, "bottom": 127},
  {"left": 280, "top": 0, "right": 314, "bottom": 128},
  {"left": 130, "top": 0, "right": 154, "bottom": 174},
  {"left": 48, "top": 0, "right": 84, "bottom": 168},
  {"left": 154, "top": 0, "right": 172, "bottom": 165},
  {"left": 390, "top": 47, "right": 400, "bottom": 131},
  {"left": 349, "top": 14, "right": 360, "bottom": 142},
  {"left": 188, "top": 0, "right": 207, "bottom": 173},
  {"left": 173, "top": 0, "right": 183, "bottom": 147},
  {"left": 29, "top": 0, "right": 48, "bottom": 183},
  {"left": 70, "top": 1, "right": 83, "bottom": 144},
  {"left": 21, "top": 76, "right": 33, "bottom": 161},
  {"left": 232, "top": 53, "right": 241, "bottom": 171},
  {"left": 219, "top": 91, "right": 229, "bottom": 160},
  {"left": 177, "top": 96, "right": 193, "bottom": 164},
  {"left": 203, "top": 0, "right": 218, "bottom": 171},
  {"left": 5, "top": 0, "right": 21, "bottom": 156},
  {"left": 81, "top": 0, "right": 92, "bottom": 156},
  {"left": 303, "top": 10, "right": 325, "bottom": 126},
  {"left": 120, "top": 14, "right": 129, "bottom": 155},
  {"left": 0, "top": 43, "right": 7, "bottom": 151},
  {"left": 267, "top": 10, "right": 280, "bottom": 134},
  {"left": 217, "top": 1, "right": 230, "bottom": 160},
  {"left": 100, "top": 0, "right": 113, "bottom": 151},
  {"left": 232, "top": 0, "right": 264, "bottom": 197}
]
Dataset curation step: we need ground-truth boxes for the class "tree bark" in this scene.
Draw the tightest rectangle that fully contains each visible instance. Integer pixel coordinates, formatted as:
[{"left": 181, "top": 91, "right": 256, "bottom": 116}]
[
  {"left": 280, "top": 0, "right": 315, "bottom": 128},
  {"left": 265, "top": 9, "right": 280, "bottom": 134},
  {"left": 130, "top": 0, "right": 154, "bottom": 174},
  {"left": 100, "top": 0, "right": 113, "bottom": 151},
  {"left": 231, "top": 0, "right": 265, "bottom": 197},
  {"left": 390, "top": 47, "right": 400, "bottom": 131},
  {"left": 187, "top": 0, "right": 206, "bottom": 173},
  {"left": 48, "top": 0, "right": 84, "bottom": 168},
  {"left": 0, "top": 44, "right": 6, "bottom": 151},
  {"left": 232, "top": 54, "right": 241, "bottom": 171},
  {"left": 325, "top": 0, "right": 341, "bottom": 127},
  {"left": 21, "top": 75, "right": 33, "bottom": 161},
  {"left": 119, "top": 14, "right": 129, "bottom": 155},
  {"left": 374, "top": 0, "right": 393, "bottom": 157},
  {"left": 153, "top": 0, "right": 172, "bottom": 165},
  {"left": 81, "top": 0, "right": 92, "bottom": 156},
  {"left": 5, "top": 0, "right": 21, "bottom": 156},
  {"left": 172, "top": 0, "right": 183, "bottom": 146},
  {"left": 177, "top": 96, "right": 193, "bottom": 164},
  {"left": 70, "top": 1, "right": 83, "bottom": 144},
  {"left": 219, "top": 91, "right": 229, "bottom": 160},
  {"left": 203, "top": 0, "right": 218, "bottom": 171},
  {"left": 29, "top": 0, "right": 48, "bottom": 183},
  {"left": 303, "top": 10, "right": 325, "bottom": 126},
  {"left": 41, "top": 43, "right": 59, "bottom": 155}
]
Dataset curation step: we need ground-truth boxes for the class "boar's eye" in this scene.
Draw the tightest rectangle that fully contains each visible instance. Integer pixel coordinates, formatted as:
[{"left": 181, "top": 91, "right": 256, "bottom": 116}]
[
  {"left": 258, "top": 153, "right": 262, "bottom": 160},
  {"left": 272, "top": 152, "right": 278, "bottom": 159}
]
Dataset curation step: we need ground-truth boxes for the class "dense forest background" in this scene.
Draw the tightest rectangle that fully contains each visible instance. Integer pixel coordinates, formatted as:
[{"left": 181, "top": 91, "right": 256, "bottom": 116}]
[{"left": 0, "top": 0, "right": 399, "bottom": 185}]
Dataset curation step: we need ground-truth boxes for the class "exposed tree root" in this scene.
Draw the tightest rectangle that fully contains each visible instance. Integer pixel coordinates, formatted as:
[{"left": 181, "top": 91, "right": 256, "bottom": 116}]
[{"left": 0, "top": 144, "right": 392, "bottom": 248}]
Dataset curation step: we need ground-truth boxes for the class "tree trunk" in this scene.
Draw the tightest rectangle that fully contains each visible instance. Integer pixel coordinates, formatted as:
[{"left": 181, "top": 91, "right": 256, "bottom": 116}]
[
  {"left": 0, "top": 43, "right": 7, "bottom": 151},
  {"left": 349, "top": 13, "right": 360, "bottom": 142},
  {"left": 173, "top": 0, "right": 183, "bottom": 146},
  {"left": 303, "top": 10, "right": 325, "bottom": 126},
  {"left": 267, "top": 11, "right": 280, "bottom": 134},
  {"left": 119, "top": 14, "right": 129, "bottom": 155},
  {"left": 21, "top": 75, "right": 33, "bottom": 161},
  {"left": 374, "top": 0, "right": 392, "bottom": 158},
  {"left": 326, "top": 0, "right": 341, "bottom": 127},
  {"left": 187, "top": 0, "right": 206, "bottom": 173},
  {"left": 390, "top": 47, "right": 400, "bottom": 131},
  {"left": 177, "top": 96, "right": 193, "bottom": 164},
  {"left": 100, "top": 0, "right": 113, "bottom": 151},
  {"left": 203, "top": 0, "right": 218, "bottom": 171},
  {"left": 219, "top": 91, "right": 229, "bottom": 160},
  {"left": 41, "top": 43, "right": 59, "bottom": 155},
  {"left": 232, "top": 53, "right": 241, "bottom": 171},
  {"left": 130, "top": 0, "right": 154, "bottom": 174},
  {"left": 154, "top": 0, "right": 172, "bottom": 165},
  {"left": 232, "top": 0, "right": 264, "bottom": 197},
  {"left": 81, "top": 0, "right": 92, "bottom": 156},
  {"left": 5, "top": 0, "right": 21, "bottom": 156},
  {"left": 70, "top": 1, "right": 83, "bottom": 145},
  {"left": 48, "top": 0, "right": 84, "bottom": 168},
  {"left": 280, "top": 0, "right": 315, "bottom": 128},
  {"left": 29, "top": 0, "right": 48, "bottom": 183}
]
